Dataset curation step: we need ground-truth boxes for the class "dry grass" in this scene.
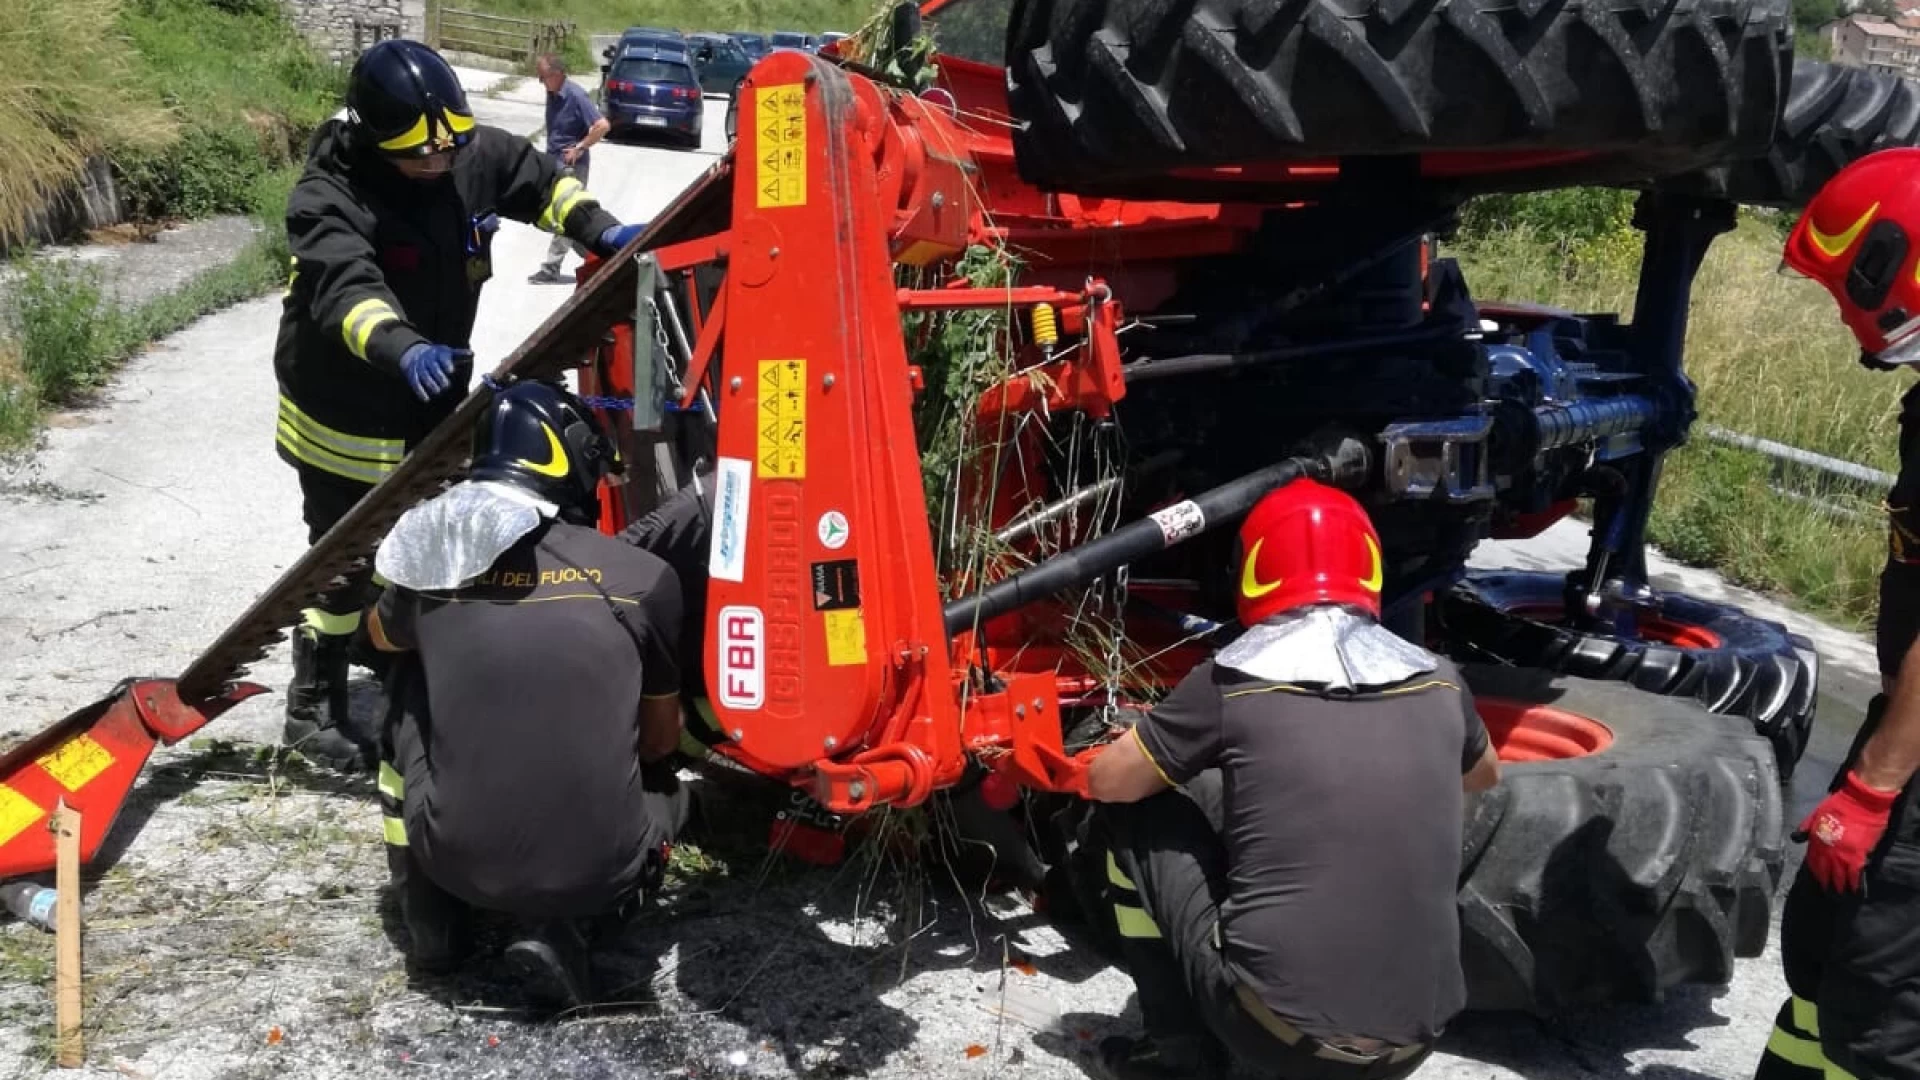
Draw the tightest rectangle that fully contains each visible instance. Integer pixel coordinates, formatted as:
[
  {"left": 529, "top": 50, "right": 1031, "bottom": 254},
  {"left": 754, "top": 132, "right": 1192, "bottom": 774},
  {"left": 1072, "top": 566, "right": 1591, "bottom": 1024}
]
[
  {"left": 0, "top": 0, "right": 175, "bottom": 246},
  {"left": 1452, "top": 213, "right": 1899, "bottom": 628}
]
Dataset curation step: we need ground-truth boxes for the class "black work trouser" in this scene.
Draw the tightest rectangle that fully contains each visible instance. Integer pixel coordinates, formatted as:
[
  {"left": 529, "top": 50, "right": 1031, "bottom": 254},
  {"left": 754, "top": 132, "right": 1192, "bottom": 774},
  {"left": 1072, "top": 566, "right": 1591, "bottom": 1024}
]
[
  {"left": 1094, "top": 774, "right": 1435, "bottom": 1080},
  {"left": 377, "top": 660, "right": 677, "bottom": 934},
  {"left": 1756, "top": 696, "right": 1920, "bottom": 1080},
  {"left": 298, "top": 469, "right": 380, "bottom": 624}
]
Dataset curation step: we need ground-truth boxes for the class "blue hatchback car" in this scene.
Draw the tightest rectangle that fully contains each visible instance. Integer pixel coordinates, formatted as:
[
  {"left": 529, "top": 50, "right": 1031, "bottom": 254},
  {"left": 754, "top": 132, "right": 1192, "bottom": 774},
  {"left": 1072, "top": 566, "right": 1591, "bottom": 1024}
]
[{"left": 601, "top": 46, "right": 704, "bottom": 150}]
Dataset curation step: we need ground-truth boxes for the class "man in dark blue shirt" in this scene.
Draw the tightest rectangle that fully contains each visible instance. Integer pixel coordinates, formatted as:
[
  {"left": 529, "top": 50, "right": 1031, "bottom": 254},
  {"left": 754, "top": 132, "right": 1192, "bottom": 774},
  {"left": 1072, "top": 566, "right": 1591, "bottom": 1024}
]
[{"left": 529, "top": 53, "right": 611, "bottom": 283}]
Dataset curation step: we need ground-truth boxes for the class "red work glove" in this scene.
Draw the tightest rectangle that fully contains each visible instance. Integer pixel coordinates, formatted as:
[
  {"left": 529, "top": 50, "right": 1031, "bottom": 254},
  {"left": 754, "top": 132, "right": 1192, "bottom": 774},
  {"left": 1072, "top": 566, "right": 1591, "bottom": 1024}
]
[{"left": 1798, "top": 771, "right": 1901, "bottom": 893}]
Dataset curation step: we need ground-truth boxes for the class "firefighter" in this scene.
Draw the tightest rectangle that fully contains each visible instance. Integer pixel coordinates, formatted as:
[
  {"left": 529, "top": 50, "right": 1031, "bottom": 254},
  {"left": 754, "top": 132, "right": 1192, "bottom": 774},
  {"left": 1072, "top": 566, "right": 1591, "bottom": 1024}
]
[
  {"left": 275, "top": 38, "right": 647, "bottom": 773},
  {"left": 364, "top": 378, "right": 686, "bottom": 1009},
  {"left": 1066, "top": 478, "right": 1501, "bottom": 1080},
  {"left": 1752, "top": 147, "right": 1920, "bottom": 1080}
]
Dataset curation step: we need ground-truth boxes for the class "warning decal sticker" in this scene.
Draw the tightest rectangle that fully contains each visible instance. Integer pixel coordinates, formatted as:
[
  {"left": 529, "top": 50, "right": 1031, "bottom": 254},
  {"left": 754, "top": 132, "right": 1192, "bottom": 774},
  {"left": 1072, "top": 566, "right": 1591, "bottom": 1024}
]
[
  {"left": 38, "top": 734, "right": 114, "bottom": 793},
  {"left": 755, "top": 85, "right": 808, "bottom": 208},
  {"left": 758, "top": 359, "right": 807, "bottom": 479},
  {"left": 823, "top": 609, "right": 866, "bottom": 667},
  {"left": 0, "top": 785, "right": 42, "bottom": 848}
]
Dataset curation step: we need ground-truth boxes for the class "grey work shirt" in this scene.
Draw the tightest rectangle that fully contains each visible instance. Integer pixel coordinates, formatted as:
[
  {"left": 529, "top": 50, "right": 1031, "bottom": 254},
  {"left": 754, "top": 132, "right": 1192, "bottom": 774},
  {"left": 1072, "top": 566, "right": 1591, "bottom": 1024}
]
[
  {"left": 544, "top": 80, "right": 602, "bottom": 167},
  {"left": 1133, "top": 655, "right": 1491, "bottom": 1046}
]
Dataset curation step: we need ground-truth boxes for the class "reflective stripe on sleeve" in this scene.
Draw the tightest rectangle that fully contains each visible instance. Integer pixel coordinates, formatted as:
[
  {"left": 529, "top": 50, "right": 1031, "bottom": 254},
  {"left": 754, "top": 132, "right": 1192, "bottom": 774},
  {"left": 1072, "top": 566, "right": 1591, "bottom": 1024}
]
[
  {"left": 537, "top": 175, "right": 593, "bottom": 234},
  {"left": 383, "top": 816, "right": 409, "bottom": 846},
  {"left": 341, "top": 297, "right": 398, "bottom": 360},
  {"left": 1106, "top": 851, "right": 1137, "bottom": 891}
]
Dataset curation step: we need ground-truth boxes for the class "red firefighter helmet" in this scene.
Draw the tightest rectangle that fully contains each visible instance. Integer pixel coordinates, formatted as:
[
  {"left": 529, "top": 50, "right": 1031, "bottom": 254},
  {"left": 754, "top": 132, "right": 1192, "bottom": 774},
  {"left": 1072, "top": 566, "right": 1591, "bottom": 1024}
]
[
  {"left": 1235, "top": 478, "right": 1384, "bottom": 626},
  {"left": 1783, "top": 147, "right": 1920, "bottom": 365}
]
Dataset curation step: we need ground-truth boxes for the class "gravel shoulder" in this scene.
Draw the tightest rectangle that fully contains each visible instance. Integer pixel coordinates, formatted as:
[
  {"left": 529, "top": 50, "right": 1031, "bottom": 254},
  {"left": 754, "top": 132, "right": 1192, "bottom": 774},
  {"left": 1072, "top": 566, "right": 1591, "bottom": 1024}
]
[{"left": 0, "top": 78, "right": 1837, "bottom": 1080}]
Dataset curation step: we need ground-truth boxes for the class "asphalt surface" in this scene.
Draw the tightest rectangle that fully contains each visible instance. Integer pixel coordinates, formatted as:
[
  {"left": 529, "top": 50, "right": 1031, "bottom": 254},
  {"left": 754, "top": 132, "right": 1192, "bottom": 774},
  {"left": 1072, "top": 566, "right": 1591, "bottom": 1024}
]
[{"left": 0, "top": 66, "right": 1866, "bottom": 1080}]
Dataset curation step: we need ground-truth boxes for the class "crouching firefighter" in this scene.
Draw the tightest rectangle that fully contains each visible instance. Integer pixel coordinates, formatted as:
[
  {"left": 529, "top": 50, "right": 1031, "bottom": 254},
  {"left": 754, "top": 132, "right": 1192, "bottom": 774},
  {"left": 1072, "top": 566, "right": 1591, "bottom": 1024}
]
[
  {"left": 1752, "top": 147, "right": 1920, "bottom": 1080},
  {"left": 363, "top": 379, "right": 687, "bottom": 1009},
  {"left": 276, "top": 38, "right": 647, "bottom": 772},
  {"left": 1064, "top": 479, "right": 1501, "bottom": 1080}
]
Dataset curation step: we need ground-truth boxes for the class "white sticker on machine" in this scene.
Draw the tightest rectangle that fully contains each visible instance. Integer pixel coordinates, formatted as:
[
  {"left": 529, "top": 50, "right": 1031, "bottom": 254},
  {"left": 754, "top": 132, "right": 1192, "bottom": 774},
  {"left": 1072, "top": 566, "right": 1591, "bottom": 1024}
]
[
  {"left": 1149, "top": 500, "right": 1206, "bottom": 545},
  {"left": 717, "top": 605, "right": 766, "bottom": 710},
  {"left": 709, "top": 456, "right": 752, "bottom": 583}
]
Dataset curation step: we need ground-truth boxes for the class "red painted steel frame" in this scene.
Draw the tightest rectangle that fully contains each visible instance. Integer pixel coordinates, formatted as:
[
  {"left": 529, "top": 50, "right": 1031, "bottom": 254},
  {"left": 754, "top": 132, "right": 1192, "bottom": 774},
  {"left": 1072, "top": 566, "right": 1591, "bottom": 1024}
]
[
  {"left": 576, "top": 48, "right": 1303, "bottom": 813},
  {"left": 0, "top": 681, "right": 264, "bottom": 877}
]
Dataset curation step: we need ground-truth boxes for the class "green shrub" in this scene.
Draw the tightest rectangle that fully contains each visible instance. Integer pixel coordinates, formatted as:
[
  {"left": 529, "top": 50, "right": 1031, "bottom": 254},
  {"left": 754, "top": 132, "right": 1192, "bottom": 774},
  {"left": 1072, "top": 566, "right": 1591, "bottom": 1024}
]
[
  {"left": 3, "top": 259, "right": 116, "bottom": 404},
  {"left": 1456, "top": 188, "right": 1639, "bottom": 250},
  {"left": 0, "top": 342, "right": 40, "bottom": 451}
]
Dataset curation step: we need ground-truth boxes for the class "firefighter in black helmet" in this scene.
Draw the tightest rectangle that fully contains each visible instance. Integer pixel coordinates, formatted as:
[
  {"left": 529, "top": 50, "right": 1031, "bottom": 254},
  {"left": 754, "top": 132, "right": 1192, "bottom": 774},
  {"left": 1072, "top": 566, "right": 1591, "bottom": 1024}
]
[
  {"left": 365, "top": 378, "right": 686, "bottom": 1008},
  {"left": 275, "top": 39, "right": 648, "bottom": 772}
]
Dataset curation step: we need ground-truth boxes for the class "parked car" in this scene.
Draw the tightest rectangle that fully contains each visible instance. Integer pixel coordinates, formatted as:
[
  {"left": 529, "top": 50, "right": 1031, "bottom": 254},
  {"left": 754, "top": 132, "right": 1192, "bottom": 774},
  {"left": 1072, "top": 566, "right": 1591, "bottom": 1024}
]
[
  {"left": 728, "top": 31, "right": 769, "bottom": 60},
  {"left": 600, "top": 46, "right": 704, "bottom": 150},
  {"left": 817, "top": 31, "right": 849, "bottom": 51},
  {"left": 688, "top": 32, "right": 753, "bottom": 96},
  {"left": 601, "top": 26, "right": 687, "bottom": 68},
  {"left": 769, "top": 30, "right": 816, "bottom": 52}
]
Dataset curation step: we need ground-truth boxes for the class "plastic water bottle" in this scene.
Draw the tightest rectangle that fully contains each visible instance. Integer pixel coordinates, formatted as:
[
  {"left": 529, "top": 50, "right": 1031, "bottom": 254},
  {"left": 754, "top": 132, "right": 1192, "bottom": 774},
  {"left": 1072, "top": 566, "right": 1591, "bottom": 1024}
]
[{"left": 0, "top": 881, "right": 56, "bottom": 933}]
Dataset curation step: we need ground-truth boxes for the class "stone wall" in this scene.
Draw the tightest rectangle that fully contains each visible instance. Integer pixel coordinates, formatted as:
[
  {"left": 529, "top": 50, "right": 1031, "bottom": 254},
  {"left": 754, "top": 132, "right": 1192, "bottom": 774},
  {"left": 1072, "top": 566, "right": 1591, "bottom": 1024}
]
[
  {"left": 282, "top": 0, "right": 428, "bottom": 63},
  {"left": 0, "top": 158, "right": 128, "bottom": 256}
]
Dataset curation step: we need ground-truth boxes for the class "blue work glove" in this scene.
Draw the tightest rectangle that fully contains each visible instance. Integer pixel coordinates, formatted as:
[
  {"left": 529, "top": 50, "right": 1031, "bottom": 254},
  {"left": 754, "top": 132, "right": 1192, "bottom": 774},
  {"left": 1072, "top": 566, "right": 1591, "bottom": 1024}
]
[
  {"left": 399, "top": 343, "right": 472, "bottom": 402},
  {"left": 599, "top": 223, "right": 648, "bottom": 254}
]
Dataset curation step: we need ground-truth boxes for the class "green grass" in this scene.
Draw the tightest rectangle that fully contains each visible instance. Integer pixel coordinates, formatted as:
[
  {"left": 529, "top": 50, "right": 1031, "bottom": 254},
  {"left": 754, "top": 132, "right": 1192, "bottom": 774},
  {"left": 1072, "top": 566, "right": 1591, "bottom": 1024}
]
[
  {"left": 0, "top": 180, "right": 293, "bottom": 451},
  {"left": 0, "top": 0, "right": 325, "bottom": 450},
  {"left": 113, "top": 0, "right": 345, "bottom": 221},
  {"left": 468, "top": 0, "right": 880, "bottom": 37},
  {"left": 0, "top": 0, "right": 338, "bottom": 242},
  {"left": 1452, "top": 204, "right": 1900, "bottom": 629},
  {"left": 0, "top": 0, "right": 176, "bottom": 247}
]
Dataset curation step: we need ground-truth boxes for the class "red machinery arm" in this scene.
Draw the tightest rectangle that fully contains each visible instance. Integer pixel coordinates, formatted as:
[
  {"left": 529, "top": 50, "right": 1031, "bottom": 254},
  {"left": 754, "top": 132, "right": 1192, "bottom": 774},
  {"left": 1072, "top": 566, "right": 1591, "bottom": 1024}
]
[{"left": 697, "top": 53, "right": 1128, "bottom": 812}]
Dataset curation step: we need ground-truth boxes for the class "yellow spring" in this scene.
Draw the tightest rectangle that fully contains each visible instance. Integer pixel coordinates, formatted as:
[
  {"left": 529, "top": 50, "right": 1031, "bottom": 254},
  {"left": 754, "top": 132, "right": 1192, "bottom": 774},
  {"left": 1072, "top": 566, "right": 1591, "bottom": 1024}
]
[{"left": 1030, "top": 302, "right": 1060, "bottom": 347}]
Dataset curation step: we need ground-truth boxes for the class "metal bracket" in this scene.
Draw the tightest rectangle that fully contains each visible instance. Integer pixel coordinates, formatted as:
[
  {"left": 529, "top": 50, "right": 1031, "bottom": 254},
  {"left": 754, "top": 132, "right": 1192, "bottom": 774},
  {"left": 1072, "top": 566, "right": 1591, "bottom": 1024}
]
[
  {"left": 631, "top": 253, "right": 666, "bottom": 433},
  {"left": 1378, "top": 416, "right": 1494, "bottom": 503}
]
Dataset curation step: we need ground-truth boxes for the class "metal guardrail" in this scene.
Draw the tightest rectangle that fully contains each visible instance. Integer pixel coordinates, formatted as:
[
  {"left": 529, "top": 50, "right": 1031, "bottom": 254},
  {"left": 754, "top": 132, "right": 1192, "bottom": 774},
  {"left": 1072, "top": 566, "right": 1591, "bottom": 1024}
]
[
  {"left": 436, "top": 7, "right": 573, "bottom": 65},
  {"left": 1697, "top": 424, "right": 1893, "bottom": 520}
]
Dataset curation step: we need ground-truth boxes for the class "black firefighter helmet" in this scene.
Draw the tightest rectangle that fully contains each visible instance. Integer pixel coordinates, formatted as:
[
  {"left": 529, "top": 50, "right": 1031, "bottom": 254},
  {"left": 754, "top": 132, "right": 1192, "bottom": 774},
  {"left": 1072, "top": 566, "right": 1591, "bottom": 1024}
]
[
  {"left": 346, "top": 39, "right": 476, "bottom": 161},
  {"left": 469, "top": 380, "right": 619, "bottom": 523}
]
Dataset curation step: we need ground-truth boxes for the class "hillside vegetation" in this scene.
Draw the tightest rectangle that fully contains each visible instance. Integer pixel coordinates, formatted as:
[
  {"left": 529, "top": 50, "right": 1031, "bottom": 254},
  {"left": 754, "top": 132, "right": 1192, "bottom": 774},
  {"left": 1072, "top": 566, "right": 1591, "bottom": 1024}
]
[
  {"left": 1453, "top": 191, "right": 1894, "bottom": 630},
  {"left": 0, "top": 0, "right": 339, "bottom": 450},
  {"left": 468, "top": 0, "right": 877, "bottom": 36}
]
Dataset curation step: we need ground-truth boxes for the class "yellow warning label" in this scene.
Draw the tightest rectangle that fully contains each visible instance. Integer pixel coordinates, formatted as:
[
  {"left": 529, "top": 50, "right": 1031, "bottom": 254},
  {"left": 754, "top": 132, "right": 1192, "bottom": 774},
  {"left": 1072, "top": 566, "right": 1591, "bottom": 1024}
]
[
  {"left": 754, "top": 84, "right": 808, "bottom": 208},
  {"left": 38, "top": 734, "right": 114, "bottom": 792},
  {"left": 824, "top": 609, "right": 866, "bottom": 667},
  {"left": 0, "top": 785, "right": 43, "bottom": 848},
  {"left": 758, "top": 359, "right": 807, "bottom": 479}
]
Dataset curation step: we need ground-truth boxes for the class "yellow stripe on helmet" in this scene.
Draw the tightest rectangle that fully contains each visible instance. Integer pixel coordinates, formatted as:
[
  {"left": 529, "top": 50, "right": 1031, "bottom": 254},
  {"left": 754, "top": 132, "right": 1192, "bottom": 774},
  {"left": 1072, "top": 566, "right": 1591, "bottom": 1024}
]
[
  {"left": 1808, "top": 203, "right": 1879, "bottom": 259},
  {"left": 377, "top": 114, "right": 430, "bottom": 152}
]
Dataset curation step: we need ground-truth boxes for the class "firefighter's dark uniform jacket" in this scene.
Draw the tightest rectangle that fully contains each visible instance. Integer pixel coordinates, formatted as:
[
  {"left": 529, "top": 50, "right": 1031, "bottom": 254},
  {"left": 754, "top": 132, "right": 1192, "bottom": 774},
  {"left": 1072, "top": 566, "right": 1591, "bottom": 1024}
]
[
  {"left": 274, "top": 119, "right": 620, "bottom": 486},
  {"left": 1758, "top": 380, "right": 1920, "bottom": 1080}
]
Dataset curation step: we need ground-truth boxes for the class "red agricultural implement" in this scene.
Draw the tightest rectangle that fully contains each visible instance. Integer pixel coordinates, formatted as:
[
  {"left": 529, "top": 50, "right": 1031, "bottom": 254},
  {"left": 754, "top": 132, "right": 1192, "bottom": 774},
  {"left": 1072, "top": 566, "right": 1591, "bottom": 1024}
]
[{"left": 5, "top": 0, "right": 1913, "bottom": 1015}]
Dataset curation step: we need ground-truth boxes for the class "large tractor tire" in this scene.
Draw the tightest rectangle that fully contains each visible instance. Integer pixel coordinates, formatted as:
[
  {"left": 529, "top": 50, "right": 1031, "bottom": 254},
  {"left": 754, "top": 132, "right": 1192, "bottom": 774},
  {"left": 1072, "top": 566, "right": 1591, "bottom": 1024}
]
[
  {"left": 1437, "top": 570, "right": 1818, "bottom": 780},
  {"left": 1457, "top": 666, "right": 1784, "bottom": 1014},
  {"left": 1004, "top": 0, "right": 1792, "bottom": 196},
  {"left": 1660, "top": 57, "right": 1920, "bottom": 208}
]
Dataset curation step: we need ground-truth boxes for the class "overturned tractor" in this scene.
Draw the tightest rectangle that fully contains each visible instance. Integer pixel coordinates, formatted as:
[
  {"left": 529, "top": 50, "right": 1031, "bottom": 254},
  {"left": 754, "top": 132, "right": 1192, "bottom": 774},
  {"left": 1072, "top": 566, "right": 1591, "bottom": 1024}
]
[{"left": 4, "top": 0, "right": 1915, "bottom": 1023}]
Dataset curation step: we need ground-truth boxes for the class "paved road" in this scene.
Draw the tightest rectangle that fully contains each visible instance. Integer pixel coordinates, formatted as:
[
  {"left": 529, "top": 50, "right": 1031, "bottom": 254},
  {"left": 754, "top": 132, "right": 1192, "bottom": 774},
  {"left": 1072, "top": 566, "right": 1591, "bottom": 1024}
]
[{"left": 0, "top": 67, "right": 1842, "bottom": 1080}]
